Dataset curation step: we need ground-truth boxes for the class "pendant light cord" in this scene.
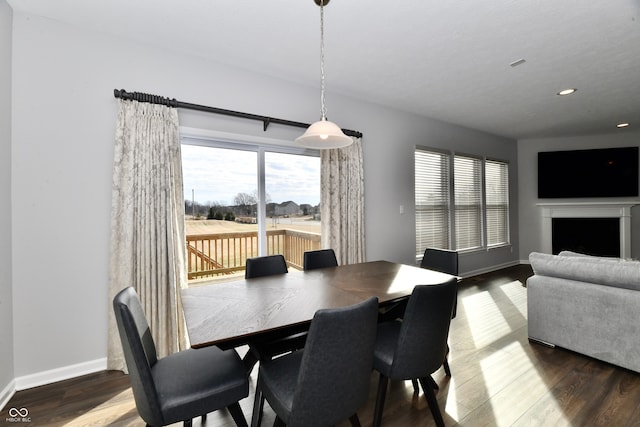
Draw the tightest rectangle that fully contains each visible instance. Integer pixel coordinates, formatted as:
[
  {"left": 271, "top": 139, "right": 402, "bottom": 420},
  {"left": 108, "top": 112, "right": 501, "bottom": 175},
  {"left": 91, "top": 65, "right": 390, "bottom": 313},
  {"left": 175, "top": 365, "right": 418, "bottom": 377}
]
[{"left": 319, "top": 1, "right": 327, "bottom": 121}]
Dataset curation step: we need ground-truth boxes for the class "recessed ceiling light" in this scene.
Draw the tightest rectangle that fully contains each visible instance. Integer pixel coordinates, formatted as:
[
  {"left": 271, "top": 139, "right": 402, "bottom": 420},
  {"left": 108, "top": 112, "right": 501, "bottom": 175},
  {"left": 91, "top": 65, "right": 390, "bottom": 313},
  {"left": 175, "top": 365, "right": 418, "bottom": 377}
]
[
  {"left": 557, "top": 88, "right": 577, "bottom": 96},
  {"left": 616, "top": 122, "right": 630, "bottom": 128}
]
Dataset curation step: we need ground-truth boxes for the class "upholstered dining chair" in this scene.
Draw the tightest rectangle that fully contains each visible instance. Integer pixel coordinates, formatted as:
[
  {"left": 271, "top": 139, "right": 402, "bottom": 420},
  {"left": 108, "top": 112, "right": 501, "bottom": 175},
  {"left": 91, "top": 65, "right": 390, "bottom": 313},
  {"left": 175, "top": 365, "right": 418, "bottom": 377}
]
[
  {"left": 420, "top": 248, "right": 459, "bottom": 277},
  {"left": 113, "top": 287, "right": 249, "bottom": 427},
  {"left": 419, "top": 247, "right": 458, "bottom": 384},
  {"left": 372, "top": 279, "right": 457, "bottom": 427},
  {"left": 251, "top": 297, "right": 379, "bottom": 427},
  {"left": 303, "top": 249, "right": 338, "bottom": 270},
  {"left": 245, "top": 254, "right": 288, "bottom": 279},
  {"left": 244, "top": 254, "right": 306, "bottom": 374}
]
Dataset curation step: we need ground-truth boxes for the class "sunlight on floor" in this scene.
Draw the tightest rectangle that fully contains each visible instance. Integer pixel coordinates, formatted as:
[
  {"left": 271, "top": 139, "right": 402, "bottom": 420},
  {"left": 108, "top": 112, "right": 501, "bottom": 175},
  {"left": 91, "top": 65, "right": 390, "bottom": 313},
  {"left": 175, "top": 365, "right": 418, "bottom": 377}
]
[
  {"left": 447, "top": 279, "right": 568, "bottom": 425},
  {"left": 500, "top": 280, "right": 527, "bottom": 317},
  {"left": 475, "top": 339, "right": 567, "bottom": 426},
  {"left": 62, "top": 389, "right": 136, "bottom": 426},
  {"left": 462, "top": 291, "right": 513, "bottom": 348},
  {"left": 444, "top": 379, "right": 465, "bottom": 422},
  {"left": 461, "top": 280, "right": 529, "bottom": 348}
]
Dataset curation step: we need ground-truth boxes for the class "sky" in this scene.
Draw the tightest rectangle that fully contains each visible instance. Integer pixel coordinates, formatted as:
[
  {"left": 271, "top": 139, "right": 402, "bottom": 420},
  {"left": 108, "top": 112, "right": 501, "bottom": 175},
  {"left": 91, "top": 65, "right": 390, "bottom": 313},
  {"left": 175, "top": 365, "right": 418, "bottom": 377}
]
[{"left": 181, "top": 144, "right": 321, "bottom": 207}]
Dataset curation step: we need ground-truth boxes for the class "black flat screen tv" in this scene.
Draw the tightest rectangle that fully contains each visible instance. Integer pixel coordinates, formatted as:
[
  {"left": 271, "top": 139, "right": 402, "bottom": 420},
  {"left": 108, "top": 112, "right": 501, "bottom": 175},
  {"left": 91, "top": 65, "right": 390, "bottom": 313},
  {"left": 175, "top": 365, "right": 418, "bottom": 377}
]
[{"left": 538, "top": 146, "right": 639, "bottom": 198}]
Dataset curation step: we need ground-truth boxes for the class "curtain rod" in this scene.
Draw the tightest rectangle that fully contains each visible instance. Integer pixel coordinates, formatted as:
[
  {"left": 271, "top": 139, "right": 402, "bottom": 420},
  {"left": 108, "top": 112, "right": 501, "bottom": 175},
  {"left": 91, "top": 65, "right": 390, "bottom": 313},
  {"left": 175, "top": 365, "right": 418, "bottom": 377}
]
[{"left": 113, "top": 89, "right": 363, "bottom": 139}]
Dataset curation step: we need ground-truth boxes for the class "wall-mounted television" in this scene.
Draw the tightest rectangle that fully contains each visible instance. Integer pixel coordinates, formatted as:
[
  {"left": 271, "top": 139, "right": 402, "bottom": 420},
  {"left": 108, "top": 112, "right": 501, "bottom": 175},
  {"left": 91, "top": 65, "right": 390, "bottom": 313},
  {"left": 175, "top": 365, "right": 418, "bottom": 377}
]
[{"left": 538, "top": 146, "right": 639, "bottom": 198}]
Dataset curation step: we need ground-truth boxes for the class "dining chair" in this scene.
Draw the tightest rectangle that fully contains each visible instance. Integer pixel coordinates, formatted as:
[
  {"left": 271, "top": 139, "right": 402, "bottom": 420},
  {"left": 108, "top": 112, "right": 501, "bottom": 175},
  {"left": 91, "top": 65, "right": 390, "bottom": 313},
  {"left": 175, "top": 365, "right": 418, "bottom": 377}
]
[
  {"left": 303, "top": 249, "right": 338, "bottom": 270},
  {"left": 372, "top": 279, "right": 457, "bottom": 427},
  {"left": 251, "top": 297, "right": 379, "bottom": 427},
  {"left": 420, "top": 248, "right": 459, "bottom": 277},
  {"left": 244, "top": 254, "right": 306, "bottom": 374},
  {"left": 419, "top": 247, "right": 458, "bottom": 384},
  {"left": 245, "top": 254, "right": 288, "bottom": 279},
  {"left": 113, "top": 287, "right": 249, "bottom": 427}
]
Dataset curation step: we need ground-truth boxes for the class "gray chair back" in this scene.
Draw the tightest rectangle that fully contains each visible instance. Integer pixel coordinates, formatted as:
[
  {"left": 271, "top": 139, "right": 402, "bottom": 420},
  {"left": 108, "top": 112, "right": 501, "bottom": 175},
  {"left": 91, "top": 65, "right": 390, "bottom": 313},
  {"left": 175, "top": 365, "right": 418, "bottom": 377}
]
[
  {"left": 289, "top": 297, "right": 379, "bottom": 426},
  {"left": 245, "top": 254, "right": 288, "bottom": 279},
  {"left": 303, "top": 249, "right": 338, "bottom": 270},
  {"left": 389, "top": 279, "right": 457, "bottom": 379},
  {"left": 113, "top": 287, "right": 162, "bottom": 426},
  {"left": 420, "top": 248, "right": 458, "bottom": 275}
]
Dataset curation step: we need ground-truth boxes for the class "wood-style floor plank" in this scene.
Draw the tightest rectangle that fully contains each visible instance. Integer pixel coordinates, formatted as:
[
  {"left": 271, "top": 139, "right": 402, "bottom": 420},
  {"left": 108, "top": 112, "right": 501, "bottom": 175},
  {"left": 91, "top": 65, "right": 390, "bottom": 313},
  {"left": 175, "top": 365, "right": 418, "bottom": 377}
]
[{"left": 5, "top": 264, "right": 640, "bottom": 426}]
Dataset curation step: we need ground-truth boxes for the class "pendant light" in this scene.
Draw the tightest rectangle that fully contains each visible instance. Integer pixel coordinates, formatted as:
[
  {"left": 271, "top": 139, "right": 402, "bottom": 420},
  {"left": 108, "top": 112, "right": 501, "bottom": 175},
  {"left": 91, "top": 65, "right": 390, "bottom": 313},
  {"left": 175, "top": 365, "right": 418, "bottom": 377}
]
[{"left": 295, "top": 0, "right": 353, "bottom": 149}]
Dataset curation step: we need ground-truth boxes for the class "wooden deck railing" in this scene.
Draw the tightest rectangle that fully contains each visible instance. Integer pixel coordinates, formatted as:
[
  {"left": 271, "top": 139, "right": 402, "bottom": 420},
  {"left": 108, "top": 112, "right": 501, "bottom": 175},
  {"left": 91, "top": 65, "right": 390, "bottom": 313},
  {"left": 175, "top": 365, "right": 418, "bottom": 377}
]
[{"left": 186, "top": 229, "right": 321, "bottom": 280}]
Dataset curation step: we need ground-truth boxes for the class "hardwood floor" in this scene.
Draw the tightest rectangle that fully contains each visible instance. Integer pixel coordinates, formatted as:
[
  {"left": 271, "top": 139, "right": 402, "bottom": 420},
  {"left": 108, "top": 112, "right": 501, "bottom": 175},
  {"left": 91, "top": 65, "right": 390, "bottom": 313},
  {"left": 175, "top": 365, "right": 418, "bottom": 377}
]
[{"left": 6, "top": 264, "right": 640, "bottom": 426}]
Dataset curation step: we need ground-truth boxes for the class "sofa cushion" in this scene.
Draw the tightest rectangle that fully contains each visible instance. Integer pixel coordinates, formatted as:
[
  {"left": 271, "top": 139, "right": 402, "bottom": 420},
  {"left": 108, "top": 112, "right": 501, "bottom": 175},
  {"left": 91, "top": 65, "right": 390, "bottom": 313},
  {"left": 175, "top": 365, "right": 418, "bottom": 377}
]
[{"left": 529, "top": 252, "right": 640, "bottom": 291}]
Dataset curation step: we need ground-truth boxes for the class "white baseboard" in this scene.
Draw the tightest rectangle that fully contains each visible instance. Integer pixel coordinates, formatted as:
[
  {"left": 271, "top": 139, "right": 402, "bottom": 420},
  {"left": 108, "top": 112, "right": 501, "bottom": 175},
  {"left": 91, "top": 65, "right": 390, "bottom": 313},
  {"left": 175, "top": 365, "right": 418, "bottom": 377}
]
[
  {"left": 14, "top": 358, "right": 107, "bottom": 391},
  {"left": 0, "top": 379, "right": 16, "bottom": 412}
]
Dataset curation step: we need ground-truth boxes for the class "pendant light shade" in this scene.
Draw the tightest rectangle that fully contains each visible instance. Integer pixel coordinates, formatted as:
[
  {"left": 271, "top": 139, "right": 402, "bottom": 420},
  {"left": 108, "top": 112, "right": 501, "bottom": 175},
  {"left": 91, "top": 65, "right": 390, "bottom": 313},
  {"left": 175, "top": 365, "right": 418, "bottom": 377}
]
[
  {"left": 296, "top": 118, "right": 353, "bottom": 149},
  {"left": 296, "top": 0, "right": 353, "bottom": 149}
]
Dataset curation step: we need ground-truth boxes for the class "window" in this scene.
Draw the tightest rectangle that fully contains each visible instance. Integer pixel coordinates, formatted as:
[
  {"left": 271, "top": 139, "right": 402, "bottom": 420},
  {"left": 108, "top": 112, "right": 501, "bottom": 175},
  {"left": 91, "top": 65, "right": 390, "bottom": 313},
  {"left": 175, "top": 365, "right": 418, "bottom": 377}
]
[
  {"left": 415, "top": 150, "right": 450, "bottom": 254},
  {"left": 415, "top": 147, "right": 509, "bottom": 257},
  {"left": 485, "top": 159, "right": 510, "bottom": 246},
  {"left": 181, "top": 138, "right": 320, "bottom": 282},
  {"left": 454, "top": 155, "right": 483, "bottom": 251}
]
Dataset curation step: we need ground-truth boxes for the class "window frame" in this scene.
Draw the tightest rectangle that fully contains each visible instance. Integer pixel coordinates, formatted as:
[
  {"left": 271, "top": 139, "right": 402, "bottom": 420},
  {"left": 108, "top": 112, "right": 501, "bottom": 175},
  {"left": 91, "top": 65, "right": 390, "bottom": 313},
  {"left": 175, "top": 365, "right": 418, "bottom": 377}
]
[
  {"left": 484, "top": 157, "right": 510, "bottom": 247},
  {"left": 414, "top": 145, "right": 510, "bottom": 258},
  {"left": 453, "top": 153, "right": 484, "bottom": 251},
  {"left": 181, "top": 127, "right": 320, "bottom": 256},
  {"left": 414, "top": 148, "right": 452, "bottom": 253}
]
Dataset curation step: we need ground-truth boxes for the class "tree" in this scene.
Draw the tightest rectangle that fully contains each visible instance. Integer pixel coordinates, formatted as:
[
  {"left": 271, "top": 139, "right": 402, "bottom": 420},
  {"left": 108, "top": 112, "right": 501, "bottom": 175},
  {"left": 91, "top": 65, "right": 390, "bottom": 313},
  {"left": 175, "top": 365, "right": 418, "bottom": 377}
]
[{"left": 234, "top": 192, "right": 255, "bottom": 215}]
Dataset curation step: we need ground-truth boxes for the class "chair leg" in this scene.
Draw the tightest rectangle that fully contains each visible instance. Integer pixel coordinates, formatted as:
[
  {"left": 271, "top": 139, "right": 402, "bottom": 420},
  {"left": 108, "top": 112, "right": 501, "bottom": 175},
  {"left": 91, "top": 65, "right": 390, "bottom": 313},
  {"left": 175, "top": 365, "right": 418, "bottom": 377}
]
[
  {"left": 228, "top": 402, "right": 249, "bottom": 427},
  {"left": 414, "top": 344, "right": 451, "bottom": 393},
  {"left": 349, "top": 413, "right": 362, "bottom": 427},
  {"left": 373, "top": 374, "right": 389, "bottom": 427},
  {"left": 418, "top": 377, "right": 445, "bottom": 427},
  {"left": 443, "top": 357, "right": 452, "bottom": 377},
  {"left": 202, "top": 413, "right": 207, "bottom": 422},
  {"left": 443, "top": 344, "right": 452, "bottom": 377},
  {"left": 427, "top": 375, "right": 439, "bottom": 390},
  {"left": 183, "top": 420, "right": 192, "bottom": 427},
  {"left": 250, "top": 384, "right": 265, "bottom": 427},
  {"left": 243, "top": 350, "right": 259, "bottom": 374}
]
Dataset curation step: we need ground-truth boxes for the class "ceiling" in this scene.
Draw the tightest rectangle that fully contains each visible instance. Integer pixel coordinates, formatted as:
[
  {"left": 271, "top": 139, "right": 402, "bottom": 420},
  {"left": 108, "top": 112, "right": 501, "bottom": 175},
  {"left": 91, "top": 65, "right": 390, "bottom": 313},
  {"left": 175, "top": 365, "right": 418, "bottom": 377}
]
[{"left": 8, "top": 0, "right": 640, "bottom": 140}]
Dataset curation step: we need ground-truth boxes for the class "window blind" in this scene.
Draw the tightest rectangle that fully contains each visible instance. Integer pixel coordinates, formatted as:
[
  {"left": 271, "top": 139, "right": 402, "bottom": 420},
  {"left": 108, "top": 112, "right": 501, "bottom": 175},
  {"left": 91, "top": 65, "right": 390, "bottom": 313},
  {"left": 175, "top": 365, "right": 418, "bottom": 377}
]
[
  {"left": 415, "top": 147, "right": 510, "bottom": 257},
  {"left": 415, "top": 149, "right": 450, "bottom": 255},
  {"left": 485, "top": 159, "right": 510, "bottom": 246},
  {"left": 454, "top": 155, "right": 483, "bottom": 250}
]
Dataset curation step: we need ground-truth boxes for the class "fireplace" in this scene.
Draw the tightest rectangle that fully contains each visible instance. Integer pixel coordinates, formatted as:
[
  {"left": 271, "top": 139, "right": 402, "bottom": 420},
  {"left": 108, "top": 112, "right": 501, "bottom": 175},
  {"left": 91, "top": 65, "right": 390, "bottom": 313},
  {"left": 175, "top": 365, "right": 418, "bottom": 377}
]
[
  {"left": 552, "top": 217, "right": 620, "bottom": 257},
  {"left": 538, "top": 202, "right": 637, "bottom": 259}
]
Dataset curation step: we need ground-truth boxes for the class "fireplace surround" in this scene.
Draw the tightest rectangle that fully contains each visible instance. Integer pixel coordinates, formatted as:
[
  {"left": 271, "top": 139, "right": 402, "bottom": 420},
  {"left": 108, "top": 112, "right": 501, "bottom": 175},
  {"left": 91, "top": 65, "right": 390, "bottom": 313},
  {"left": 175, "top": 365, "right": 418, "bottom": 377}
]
[{"left": 538, "top": 201, "right": 637, "bottom": 259}]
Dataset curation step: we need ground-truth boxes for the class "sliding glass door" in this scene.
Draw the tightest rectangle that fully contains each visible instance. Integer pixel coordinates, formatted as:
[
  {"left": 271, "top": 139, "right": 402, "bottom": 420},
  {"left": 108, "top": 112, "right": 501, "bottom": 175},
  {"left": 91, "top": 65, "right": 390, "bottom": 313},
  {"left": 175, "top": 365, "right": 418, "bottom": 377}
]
[{"left": 181, "top": 138, "right": 320, "bottom": 282}]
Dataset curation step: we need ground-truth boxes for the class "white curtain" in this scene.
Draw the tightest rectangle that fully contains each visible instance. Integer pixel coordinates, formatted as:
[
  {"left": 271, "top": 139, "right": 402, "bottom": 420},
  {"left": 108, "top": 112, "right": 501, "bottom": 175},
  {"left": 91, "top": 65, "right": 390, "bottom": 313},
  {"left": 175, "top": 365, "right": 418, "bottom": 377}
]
[
  {"left": 107, "top": 99, "right": 188, "bottom": 371},
  {"left": 320, "top": 137, "right": 366, "bottom": 264}
]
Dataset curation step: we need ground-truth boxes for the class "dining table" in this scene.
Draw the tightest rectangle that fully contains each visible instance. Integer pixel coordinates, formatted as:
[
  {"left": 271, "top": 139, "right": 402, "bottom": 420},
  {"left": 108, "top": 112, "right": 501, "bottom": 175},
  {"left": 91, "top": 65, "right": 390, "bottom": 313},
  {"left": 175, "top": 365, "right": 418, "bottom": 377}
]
[{"left": 181, "top": 260, "right": 457, "bottom": 351}]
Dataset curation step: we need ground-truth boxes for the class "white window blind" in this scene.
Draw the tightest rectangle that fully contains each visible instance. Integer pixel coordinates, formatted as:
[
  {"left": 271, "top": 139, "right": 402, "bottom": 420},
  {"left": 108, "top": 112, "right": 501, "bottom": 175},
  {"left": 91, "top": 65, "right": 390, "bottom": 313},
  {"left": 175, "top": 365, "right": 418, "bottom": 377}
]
[
  {"left": 485, "top": 159, "right": 510, "bottom": 246},
  {"left": 415, "top": 149, "right": 450, "bottom": 255},
  {"left": 454, "top": 155, "right": 483, "bottom": 250}
]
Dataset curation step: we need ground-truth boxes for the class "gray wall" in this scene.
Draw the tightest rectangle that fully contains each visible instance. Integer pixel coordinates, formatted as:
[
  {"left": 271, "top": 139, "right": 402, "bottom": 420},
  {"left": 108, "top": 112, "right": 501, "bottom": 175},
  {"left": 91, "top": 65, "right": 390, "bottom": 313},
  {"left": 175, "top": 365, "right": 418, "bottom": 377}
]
[
  {"left": 10, "top": 11, "right": 519, "bottom": 383},
  {"left": 0, "top": 0, "right": 15, "bottom": 406},
  {"left": 518, "top": 132, "right": 640, "bottom": 261}
]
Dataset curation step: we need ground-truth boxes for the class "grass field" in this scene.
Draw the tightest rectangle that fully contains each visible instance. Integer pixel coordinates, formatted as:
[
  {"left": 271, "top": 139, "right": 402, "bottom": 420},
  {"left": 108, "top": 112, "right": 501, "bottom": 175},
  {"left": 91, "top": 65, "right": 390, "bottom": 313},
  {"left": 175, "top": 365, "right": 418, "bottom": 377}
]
[{"left": 185, "top": 217, "right": 321, "bottom": 235}]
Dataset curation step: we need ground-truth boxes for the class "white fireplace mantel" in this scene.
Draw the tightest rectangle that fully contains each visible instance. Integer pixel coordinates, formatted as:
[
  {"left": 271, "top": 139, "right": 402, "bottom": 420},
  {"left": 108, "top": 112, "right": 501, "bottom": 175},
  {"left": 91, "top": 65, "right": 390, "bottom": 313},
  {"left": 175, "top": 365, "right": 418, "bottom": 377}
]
[{"left": 537, "top": 201, "right": 638, "bottom": 258}]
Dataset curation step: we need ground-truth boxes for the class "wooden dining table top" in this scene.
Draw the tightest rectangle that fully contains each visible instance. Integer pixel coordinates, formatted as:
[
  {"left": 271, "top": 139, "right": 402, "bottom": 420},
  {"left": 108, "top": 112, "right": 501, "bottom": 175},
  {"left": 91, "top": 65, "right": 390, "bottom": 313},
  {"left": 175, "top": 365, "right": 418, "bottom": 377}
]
[{"left": 181, "top": 260, "right": 456, "bottom": 349}]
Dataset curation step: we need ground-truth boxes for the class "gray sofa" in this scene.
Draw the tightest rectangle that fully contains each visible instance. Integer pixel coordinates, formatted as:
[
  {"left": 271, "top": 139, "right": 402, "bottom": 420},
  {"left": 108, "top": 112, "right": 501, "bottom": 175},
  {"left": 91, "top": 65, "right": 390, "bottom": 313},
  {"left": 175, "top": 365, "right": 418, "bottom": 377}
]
[{"left": 527, "top": 251, "right": 640, "bottom": 373}]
